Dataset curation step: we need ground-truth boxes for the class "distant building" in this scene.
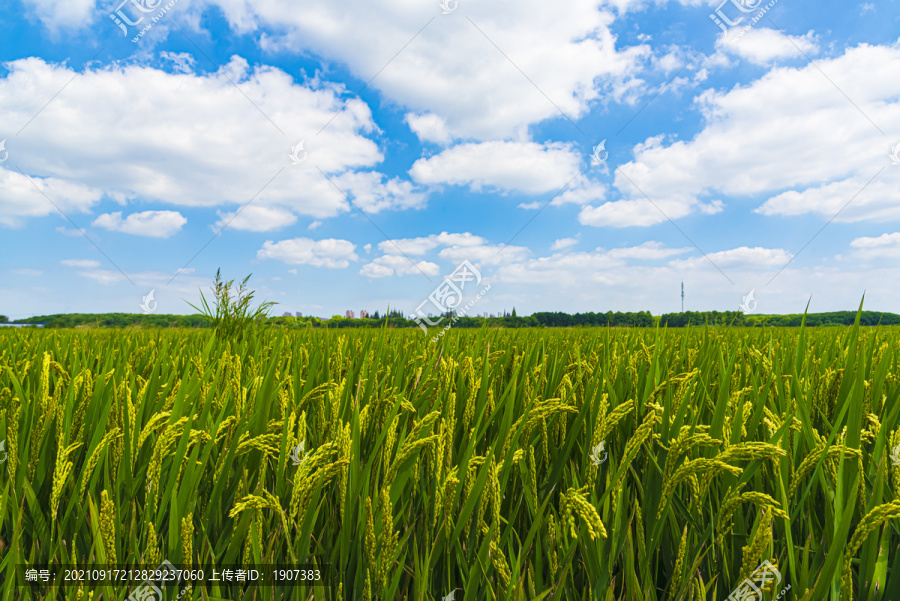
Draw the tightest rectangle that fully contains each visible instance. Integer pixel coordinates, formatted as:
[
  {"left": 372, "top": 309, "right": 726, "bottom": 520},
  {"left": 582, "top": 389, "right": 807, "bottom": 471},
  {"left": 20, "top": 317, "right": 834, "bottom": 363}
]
[
  {"left": 345, "top": 310, "right": 356, "bottom": 318},
  {"left": 295, "top": 312, "right": 302, "bottom": 317},
  {"left": 360, "top": 309, "right": 369, "bottom": 318},
  {"left": 282, "top": 312, "right": 292, "bottom": 317}
]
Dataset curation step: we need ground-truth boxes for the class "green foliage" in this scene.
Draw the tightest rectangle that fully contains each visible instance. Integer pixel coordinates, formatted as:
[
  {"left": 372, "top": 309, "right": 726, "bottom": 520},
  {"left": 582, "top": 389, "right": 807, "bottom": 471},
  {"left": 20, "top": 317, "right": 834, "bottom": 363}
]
[
  {"left": 1, "top": 319, "right": 899, "bottom": 600},
  {"left": 186, "top": 269, "right": 276, "bottom": 341},
  {"left": 11, "top": 310, "right": 900, "bottom": 331}
]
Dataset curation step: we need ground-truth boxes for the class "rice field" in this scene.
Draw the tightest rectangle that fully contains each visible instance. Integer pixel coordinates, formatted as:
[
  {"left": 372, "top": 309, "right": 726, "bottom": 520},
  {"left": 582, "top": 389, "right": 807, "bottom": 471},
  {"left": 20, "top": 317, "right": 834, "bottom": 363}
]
[{"left": 0, "top": 318, "right": 898, "bottom": 600}]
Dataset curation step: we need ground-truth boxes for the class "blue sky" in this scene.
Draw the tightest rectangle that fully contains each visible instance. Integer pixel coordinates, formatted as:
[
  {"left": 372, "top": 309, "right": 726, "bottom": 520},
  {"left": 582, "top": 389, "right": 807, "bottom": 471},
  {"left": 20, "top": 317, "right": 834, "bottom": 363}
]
[{"left": 0, "top": 0, "right": 898, "bottom": 320}]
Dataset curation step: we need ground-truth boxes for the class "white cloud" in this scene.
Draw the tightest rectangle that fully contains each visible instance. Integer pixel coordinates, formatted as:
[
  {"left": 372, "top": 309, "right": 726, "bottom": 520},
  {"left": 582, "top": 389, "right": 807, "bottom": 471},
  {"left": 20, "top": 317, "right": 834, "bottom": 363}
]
[
  {"left": 11, "top": 268, "right": 44, "bottom": 276},
  {"left": 92, "top": 211, "right": 187, "bottom": 238},
  {"left": 0, "top": 57, "right": 403, "bottom": 225},
  {"left": 377, "top": 232, "right": 486, "bottom": 256},
  {"left": 554, "top": 178, "right": 608, "bottom": 206},
  {"left": 190, "top": 0, "right": 650, "bottom": 140},
  {"left": 583, "top": 43, "right": 900, "bottom": 226},
  {"left": 159, "top": 52, "right": 197, "bottom": 74},
  {"left": 406, "top": 113, "right": 452, "bottom": 144},
  {"left": 215, "top": 205, "right": 298, "bottom": 232},
  {"left": 78, "top": 269, "right": 122, "bottom": 284},
  {"left": 756, "top": 175, "right": 900, "bottom": 222},
  {"left": 494, "top": 242, "right": 692, "bottom": 287},
  {"left": 359, "top": 255, "right": 440, "bottom": 278},
  {"left": 0, "top": 168, "right": 101, "bottom": 227},
  {"left": 308, "top": 221, "right": 322, "bottom": 230},
  {"left": 495, "top": 250, "right": 635, "bottom": 286},
  {"left": 551, "top": 237, "right": 579, "bottom": 250},
  {"left": 438, "top": 244, "right": 530, "bottom": 266},
  {"left": 257, "top": 238, "right": 358, "bottom": 268},
  {"left": 716, "top": 28, "right": 818, "bottom": 66},
  {"left": 22, "top": 0, "right": 95, "bottom": 30},
  {"left": 486, "top": 248, "right": 890, "bottom": 315},
  {"left": 606, "top": 241, "right": 691, "bottom": 260},
  {"left": 333, "top": 172, "right": 428, "bottom": 213},
  {"left": 410, "top": 141, "right": 582, "bottom": 194},
  {"left": 579, "top": 198, "right": 720, "bottom": 227},
  {"left": 669, "top": 246, "right": 793, "bottom": 270},
  {"left": 848, "top": 232, "right": 900, "bottom": 259},
  {"left": 61, "top": 259, "right": 101, "bottom": 268},
  {"left": 362, "top": 233, "right": 520, "bottom": 276}
]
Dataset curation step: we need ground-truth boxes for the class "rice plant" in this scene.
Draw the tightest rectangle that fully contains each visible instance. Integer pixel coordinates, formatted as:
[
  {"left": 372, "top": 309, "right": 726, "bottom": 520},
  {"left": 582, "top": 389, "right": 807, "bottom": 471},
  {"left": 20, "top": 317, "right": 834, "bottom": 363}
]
[
  {"left": 186, "top": 269, "right": 277, "bottom": 341},
  {"left": 0, "top": 307, "right": 898, "bottom": 600}
]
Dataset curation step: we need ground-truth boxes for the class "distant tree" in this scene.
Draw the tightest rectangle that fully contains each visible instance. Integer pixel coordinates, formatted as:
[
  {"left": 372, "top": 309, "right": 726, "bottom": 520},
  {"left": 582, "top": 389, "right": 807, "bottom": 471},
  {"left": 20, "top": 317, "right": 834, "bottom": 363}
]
[
  {"left": 511, "top": 307, "right": 517, "bottom": 317},
  {"left": 0, "top": 315, "right": 7, "bottom": 323}
]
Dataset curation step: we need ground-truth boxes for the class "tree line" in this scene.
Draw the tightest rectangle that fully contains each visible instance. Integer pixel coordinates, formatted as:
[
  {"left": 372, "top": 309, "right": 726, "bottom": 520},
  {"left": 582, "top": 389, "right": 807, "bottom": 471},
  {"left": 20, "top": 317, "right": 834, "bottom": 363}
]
[{"left": 5, "top": 309, "right": 900, "bottom": 329}]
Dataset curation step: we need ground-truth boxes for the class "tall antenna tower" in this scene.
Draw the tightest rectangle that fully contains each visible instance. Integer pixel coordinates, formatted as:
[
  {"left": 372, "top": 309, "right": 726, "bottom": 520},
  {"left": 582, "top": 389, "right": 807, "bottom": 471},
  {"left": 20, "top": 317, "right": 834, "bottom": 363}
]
[{"left": 681, "top": 282, "right": 684, "bottom": 313}]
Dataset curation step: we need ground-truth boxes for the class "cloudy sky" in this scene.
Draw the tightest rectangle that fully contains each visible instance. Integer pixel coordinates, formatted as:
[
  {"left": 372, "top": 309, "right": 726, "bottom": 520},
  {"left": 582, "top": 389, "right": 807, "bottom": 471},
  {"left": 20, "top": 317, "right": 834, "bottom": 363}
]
[{"left": 0, "top": 0, "right": 898, "bottom": 320}]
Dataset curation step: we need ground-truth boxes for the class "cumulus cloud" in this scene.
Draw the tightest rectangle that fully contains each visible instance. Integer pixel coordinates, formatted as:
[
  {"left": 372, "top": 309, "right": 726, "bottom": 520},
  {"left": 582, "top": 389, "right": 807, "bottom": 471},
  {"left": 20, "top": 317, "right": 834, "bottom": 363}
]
[
  {"left": 406, "top": 113, "right": 452, "bottom": 144},
  {"left": 0, "top": 57, "right": 414, "bottom": 225},
  {"left": 182, "top": 0, "right": 649, "bottom": 140},
  {"left": 359, "top": 255, "right": 440, "bottom": 278},
  {"left": 257, "top": 238, "right": 359, "bottom": 268},
  {"left": 92, "top": 210, "right": 187, "bottom": 237},
  {"left": 551, "top": 237, "right": 579, "bottom": 251},
  {"left": 21, "top": 0, "right": 96, "bottom": 30},
  {"left": 716, "top": 28, "right": 818, "bottom": 66},
  {"left": 606, "top": 241, "right": 691, "bottom": 260},
  {"left": 61, "top": 259, "right": 101, "bottom": 268},
  {"left": 410, "top": 142, "right": 583, "bottom": 194},
  {"left": 669, "top": 247, "right": 793, "bottom": 270},
  {"left": 438, "top": 244, "right": 530, "bottom": 266},
  {"left": 848, "top": 232, "right": 900, "bottom": 260},
  {"left": 756, "top": 175, "right": 900, "bottom": 222},
  {"left": 332, "top": 172, "right": 428, "bottom": 213},
  {"left": 0, "top": 168, "right": 102, "bottom": 227},
  {"left": 377, "top": 232, "right": 486, "bottom": 256},
  {"left": 581, "top": 43, "right": 900, "bottom": 227},
  {"left": 214, "top": 206, "right": 298, "bottom": 232}
]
